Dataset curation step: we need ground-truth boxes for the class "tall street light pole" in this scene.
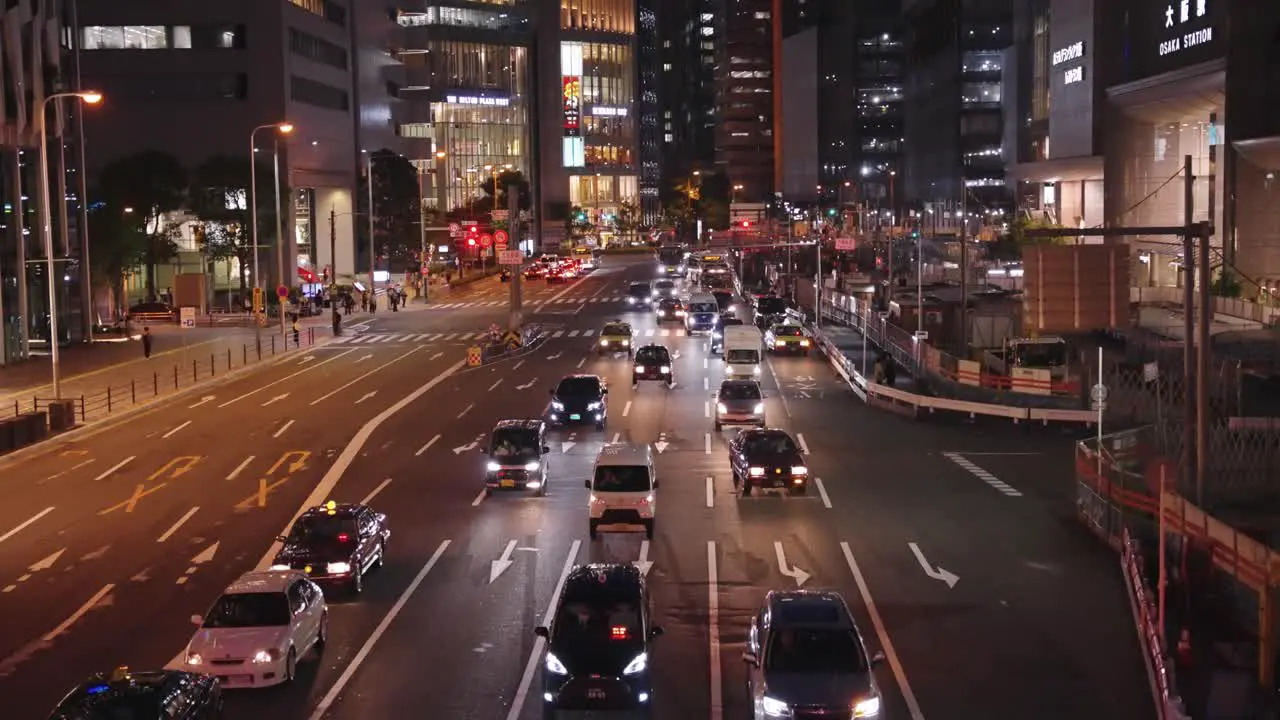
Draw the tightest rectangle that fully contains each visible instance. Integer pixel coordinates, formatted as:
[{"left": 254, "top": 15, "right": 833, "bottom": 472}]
[
  {"left": 248, "top": 122, "right": 294, "bottom": 293},
  {"left": 273, "top": 138, "right": 287, "bottom": 340},
  {"left": 38, "top": 90, "right": 103, "bottom": 398},
  {"left": 365, "top": 150, "right": 376, "bottom": 295}
]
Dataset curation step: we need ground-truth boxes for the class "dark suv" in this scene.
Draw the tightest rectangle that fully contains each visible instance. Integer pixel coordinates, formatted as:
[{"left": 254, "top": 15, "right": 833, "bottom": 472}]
[
  {"left": 483, "top": 419, "right": 551, "bottom": 496},
  {"left": 626, "top": 282, "right": 653, "bottom": 308},
  {"left": 728, "top": 428, "right": 808, "bottom": 496},
  {"left": 743, "top": 590, "right": 884, "bottom": 719},
  {"left": 550, "top": 375, "right": 608, "bottom": 429},
  {"left": 536, "top": 564, "right": 663, "bottom": 718},
  {"left": 632, "top": 345, "right": 674, "bottom": 387}
]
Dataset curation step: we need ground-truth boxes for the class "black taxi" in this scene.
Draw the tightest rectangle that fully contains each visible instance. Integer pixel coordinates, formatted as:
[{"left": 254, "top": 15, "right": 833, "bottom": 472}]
[
  {"left": 270, "top": 500, "right": 390, "bottom": 595},
  {"left": 49, "top": 666, "right": 222, "bottom": 719}
]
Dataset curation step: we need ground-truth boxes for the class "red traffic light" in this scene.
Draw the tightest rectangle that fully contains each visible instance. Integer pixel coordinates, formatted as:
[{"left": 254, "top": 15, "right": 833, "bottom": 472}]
[
  {"left": 740, "top": 221, "right": 751, "bottom": 228},
  {"left": 466, "top": 237, "right": 477, "bottom": 247}
]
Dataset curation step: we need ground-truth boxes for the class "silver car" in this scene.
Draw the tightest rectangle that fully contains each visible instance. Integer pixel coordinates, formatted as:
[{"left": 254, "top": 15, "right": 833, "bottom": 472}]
[{"left": 714, "top": 379, "right": 765, "bottom": 430}]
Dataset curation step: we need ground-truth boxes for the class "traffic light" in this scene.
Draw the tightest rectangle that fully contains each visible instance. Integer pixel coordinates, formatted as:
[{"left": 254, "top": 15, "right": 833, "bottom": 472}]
[
  {"left": 740, "top": 220, "right": 751, "bottom": 228},
  {"left": 466, "top": 236, "right": 477, "bottom": 247},
  {"left": 827, "top": 208, "right": 836, "bottom": 216},
  {"left": 466, "top": 225, "right": 478, "bottom": 247}
]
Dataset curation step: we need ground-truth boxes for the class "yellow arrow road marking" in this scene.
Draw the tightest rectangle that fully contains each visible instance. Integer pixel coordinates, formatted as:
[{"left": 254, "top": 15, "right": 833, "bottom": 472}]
[
  {"left": 267, "top": 450, "right": 310, "bottom": 476},
  {"left": 147, "top": 456, "right": 202, "bottom": 482}
]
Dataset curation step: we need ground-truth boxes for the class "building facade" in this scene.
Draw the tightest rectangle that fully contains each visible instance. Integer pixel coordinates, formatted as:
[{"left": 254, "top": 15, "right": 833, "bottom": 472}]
[
  {"left": 636, "top": 0, "right": 661, "bottom": 225},
  {"left": 658, "top": 0, "right": 719, "bottom": 185},
  {"left": 715, "top": 0, "right": 775, "bottom": 202}
]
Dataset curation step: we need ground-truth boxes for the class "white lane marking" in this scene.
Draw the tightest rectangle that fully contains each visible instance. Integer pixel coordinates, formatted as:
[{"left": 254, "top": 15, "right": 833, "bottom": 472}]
[
  {"left": 0, "top": 507, "right": 55, "bottom": 545},
  {"left": 796, "top": 433, "right": 810, "bottom": 455},
  {"left": 506, "top": 540, "right": 581, "bottom": 720},
  {"left": 93, "top": 456, "right": 135, "bottom": 482},
  {"left": 44, "top": 583, "right": 114, "bottom": 642},
  {"left": 430, "top": 352, "right": 444, "bottom": 360},
  {"left": 457, "top": 403, "right": 474, "bottom": 419},
  {"left": 488, "top": 379, "right": 503, "bottom": 392},
  {"left": 704, "top": 376, "right": 709, "bottom": 391},
  {"left": 472, "top": 489, "right": 487, "bottom": 507},
  {"left": 705, "top": 432, "right": 712, "bottom": 454},
  {"left": 706, "top": 476, "right": 714, "bottom": 508},
  {"left": 512, "top": 359, "right": 525, "bottom": 370},
  {"left": 704, "top": 401, "right": 711, "bottom": 418},
  {"left": 841, "top": 542, "right": 926, "bottom": 720},
  {"left": 611, "top": 432, "right": 621, "bottom": 443},
  {"left": 814, "top": 478, "right": 832, "bottom": 509},
  {"left": 622, "top": 400, "right": 632, "bottom": 417},
  {"left": 157, "top": 507, "right": 199, "bottom": 543},
  {"left": 218, "top": 349, "right": 354, "bottom": 407},
  {"left": 764, "top": 355, "right": 793, "bottom": 419},
  {"left": 416, "top": 434, "right": 441, "bottom": 456},
  {"left": 704, "top": 357, "right": 709, "bottom": 370},
  {"left": 576, "top": 357, "right": 586, "bottom": 369},
  {"left": 255, "top": 360, "right": 466, "bottom": 570},
  {"left": 161, "top": 420, "right": 191, "bottom": 439},
  {"left": 361, "top": 478, "right": 393, "bottom": 505},
  {"left": 943, "top": 452, "right": 1023, "bottom": 497},
  {"left": 272, "top": 419, "right": 294, "bottom": 438},
  {"left": 226, "top": 455, "right": 254, "bottom": 481},
  {"left": 309, "top": 347, "right": 422, "bottom": 405},
  {"left": 708, "top": 541, "right": 723, "bottom": 720},
  {"left": 308, "top": 540, "right": 451, "bottom": 720}
]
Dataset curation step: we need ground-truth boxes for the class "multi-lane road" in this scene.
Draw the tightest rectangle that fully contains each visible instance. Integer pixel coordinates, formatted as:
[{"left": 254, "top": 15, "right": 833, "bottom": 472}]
[{"left": 0, "top": 257, "right": 1154, "bottom": 719}]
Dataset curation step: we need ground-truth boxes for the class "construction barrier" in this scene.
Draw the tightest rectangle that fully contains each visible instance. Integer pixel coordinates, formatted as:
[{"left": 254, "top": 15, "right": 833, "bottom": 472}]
[{"left": 466, "top": 346, "right": 483, "bottom": 367}]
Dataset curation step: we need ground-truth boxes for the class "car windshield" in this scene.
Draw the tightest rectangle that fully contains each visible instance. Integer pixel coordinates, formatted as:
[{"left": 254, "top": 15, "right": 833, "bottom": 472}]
[
  {"left": 757, "top": 298, "right": 786, "bottom": 314},
  {"left": 203, "top": 592, "right": 290, "bottom": 628},
  {"left": 557, "top": 377, "right": 601, "bottom": 397},
  {"left": 654, "top": 281, "right": 674, "bottom": 291},
  {"left": 721, "top": 317, "right": 744, "bottom": 327},
  {"left": 720, "top": 383, "right": 762, "bottom": 400},
  {"left": 772, "top": 326, "right": 803, "bottom": 337},
  {"left": 593, "top": 465, "right": 652, "bottom": 492},
  {"left": 56, "top": 693, "right": 163, "bottom": 719},
  {"left": 602, "top": 324, "right": 630, "bottom": 336},
  {"left": 628, "top": 284, "right": 651, "bottom": 296},
  {"left": 765, "top": 628, "right": 867, "bottom": 673},
  {"left": 745, "top": 433, "right": 798, "bottom": 455},
  {"left": 689, "top": 301, "right": 718, "bottom": 313},
  {"left": 635, "top": 347, "right": 669, "bottom": 364},
  {"left": 553, "top": 594, "right": 642, "bottom": 645},
  {"left": 491, "top": 428, "right": 539, "bottom": 460},
  {"left": 726, "top": 349, "right": 759, "bottom": 364},
  {"left": 658, "top": 299, "right": 681, "bottom": 310},
  {"left": 291, "top": 514, "right": 357, "bottom": 541}
]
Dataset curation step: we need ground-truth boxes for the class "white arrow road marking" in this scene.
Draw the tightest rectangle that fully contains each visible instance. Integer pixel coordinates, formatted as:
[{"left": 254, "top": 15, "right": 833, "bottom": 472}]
[
  {"left": 80, "top": 545, "right": 110, "bottom": 561},
  {"left": 416, "top": 434, "right": 441, "bottom": 456},
  {"left": 909, "top": 542, "right": 959, "bottom": 588},
  {"left": 261, "top": 393, "right": 289, "bottom": 407},
  {"left": 814, "top": 478, "right": 832, "bottom": 509},
  {"left": 299, "top": 355, "right": 316, "bottom": 364},
  {"left": 273, "top": 420, "right": 294, "bottom": 438},
  {"left": 219, "top": 349, "right": 354, "bottom": 407},
  {"left": 774, "top": 541, "right": 810, "bottom": 587},
  {"left": 188, "top": 395, "right": 216, "bottom": 409},
  {"left": 471, "top": 489, "right": 487, "bottom": 507},
  {"left": 796, "top": 433, "right": 810, "bottom": 455},
  {"left": 430, "top": 351, "right": 444, "bottom": 360},
  {"left": 516, "top": 378, "right": 537, "bottom": 390},
  {"left": 562, "top": 441, "right": 576, "bottom": 453},
  {"left": 622, "top": 400, "right": 632, "bottom": 417},
  {"left": 177, "top": 542, "right": 219, "bottom": 585},
  {"left": 457, "top": 403, "right": 474, "bottom": 419},
  {"left": 546, "top": 351, "right": 562, "bottom": 360},
  {"left": 355, "top": 353, "right": 373, "bottom": 363},
  {"left": 161, "top": 420, "right": 191, "bottom": 439},
  {"left": 505, "top": 540, "right": 581, "bottom": 720},
  {"left": 355, "top": 391, "right": 378, "bottom": 404},
  {"left": 3, "top": 548, "right": 67, "bottom": 592},
  {"left": 706, "top": 476, "right": 714, "bottom": 508},
  {"left": 157, "top": 508, "right": 199, "bottom": 543},
  {"left": 453, "top": 435, "right": 483, "bottom": 455},
  {"left": 490, "top": 540, "right": 518, "bottom": 583},
  {"left": 0, "top": 507, "right": 55, "bottom": 545},
  {"left": 310, "top": 348, "right": 421, "bottom": 406},
  {"left": 653, "top": 441, "right": 669, "bottom": 454},
  {"left": 634, "top": 540, "right": 653, "bottom": 577}
]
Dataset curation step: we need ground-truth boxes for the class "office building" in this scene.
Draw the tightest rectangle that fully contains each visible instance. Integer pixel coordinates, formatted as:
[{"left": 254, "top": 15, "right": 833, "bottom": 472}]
[
  {"left": 716, "top": 0, "right": 776, "bottom": 201},
  {"left": 658, "top": 0, "right": 720, "bottom": 185},
  {"left": 636, "top": 0, "right": 661, "bottom": 226}
]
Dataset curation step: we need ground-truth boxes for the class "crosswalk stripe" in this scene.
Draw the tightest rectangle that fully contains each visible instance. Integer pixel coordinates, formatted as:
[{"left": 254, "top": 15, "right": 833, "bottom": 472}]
[
  {"left": 582, "top": 329, "right": 595, "bottom": 337},
  {"left": 414, "top": 334, "right": 432, "bottom": 341},
  {"left": 552, "top": 330, "right": 565, "bottom": 338},
  {"left": 443, "top": 332, "right": 458, "bottom": 340},
  {"left": 660, "top": 329, "right": 670, "bottom": 337},
  {"left": 459, "top": 332, "right": 477, "bottom": 340},
  {"left": 330, "top": 336, "right": 350, "bottom": 344},
  {"left": 677, "top": 329, "right": 686, "bottom": 337},
  {"left": 645, "top": 329, "right": 655, "bottom": 337},
  {"left": 568, "top": 330, "right": 580, "bottom": 337}
]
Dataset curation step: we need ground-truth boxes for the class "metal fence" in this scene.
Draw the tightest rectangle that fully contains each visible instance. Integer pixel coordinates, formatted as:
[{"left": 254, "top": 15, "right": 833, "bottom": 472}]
[{"left": 1, "top": 328, "right": 317, "bottom": 425}]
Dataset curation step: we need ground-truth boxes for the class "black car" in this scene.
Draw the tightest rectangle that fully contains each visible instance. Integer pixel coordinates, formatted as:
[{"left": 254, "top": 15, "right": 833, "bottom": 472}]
[
  {"left": 743, "top": 591, "right": 884, "bottom": 720},
  {"left": 550, "top": 374, "right": 608, "bottom": 429},
  {"left": 625, "top": 282, "right": 653, "bottom": 308},
  {"left": 50, "top": 667, "right": 222, "bottom": 719},
  {"left": 728, "top": 428, "right": 808, "bottom": 496},
  {"left": 654, "top": 297, "right": 685, "bottom": 324},
  {"left": 632, "top": 345, "right": 674, "bottom": 387},
  {"left": 270, "top": 501, "right": 389, "bottom": 594},
  {"left": 753, "top": 296, "right": 788, "bottom": 329},
  {"left": 484, "top": 419, "right": 551, "bottom": 496},
  {"left": 536, "top": 564, "right": 663, "bottom": 718},
  {"left": 710, "top": 314, "right": 744, "bottom": 355},
  {"left": 711, "top": 290, "right": 736, "bottom": 315}
]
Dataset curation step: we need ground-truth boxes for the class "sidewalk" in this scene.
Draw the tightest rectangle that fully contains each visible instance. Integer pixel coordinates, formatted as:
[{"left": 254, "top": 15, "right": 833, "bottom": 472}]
[{"left": 816, "top": 322, "right": 913, "bottom": 390}]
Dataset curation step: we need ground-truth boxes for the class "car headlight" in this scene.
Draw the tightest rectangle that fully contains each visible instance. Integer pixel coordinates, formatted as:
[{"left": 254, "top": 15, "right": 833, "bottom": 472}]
[
  {"left": 587, "top": 401, "right": 602, "bottom": 410},
  {"left": 776, "top": 341, "right": 786, "bottom": 348},
  {"left": 659, "top": 365, "right": 671, "bottom": 373},
  {"left": 486, "top": 461, "right": 501, "bottom": 472},
  {"left": 185, "top": 653, "right": 203, "bottom": 666},
  {"left": 622, "top": 340, "right": 629, "bottom": 346},
  {"left": 712, "top": 332, "right": 722, "bottom": 339},
  {"left": 269, "top": 563, "right": 290, "bottom": 571},
  {"left": 676, "top": 310, "right": 686, "bottom": 316},
  {"left": 658, "top": 311, "right": 666, "bottom": 316},
  {"left": 628, "top": 297, "right": 636, "bottom": 303},
  {"left": 749, "top": 467, "right": 765, "bottom": 477},
  {"left": 524, "top": 461, "right": 540, "bottom": 471},
  {"left": 753, "top": 403, "right": 765, "bottom": 414},
  {"left": 753, "top": 365, "right": 761, "bottom": 374},
  {"left": 252, "top": 649, "right": 281, "bottom": 664},
  {"left": 791, "top": 466, "right": 808, "bottom": 475},
  {"left": 853, "top": 696, "right": 881, "bottom": 717},
  {"left": 717, "top": 402, "right": 728, "bottom": 414},
  {"left": 761, "top": 695, "right": 790, "bottom": 716},
  {"left": 622, "top": 651, "right": 647, "bottom": 675},
  {"left": 326, "top": 561, "right": 352, "bottom": 574},
  {"left": 728, "top": 305, "right": 737, "bottom": 313},
  {"left": 599, "top": 338, "right": 609, "bottom": 346},
  {"left": 545, "top": 652, "right": 569, "bottom": 675},
  {"left": 552, "top": 401, "right": 565, "bottom": 410},
  {"left": 635, "top": 365, "right": 645, "bottom": 372},
  {"left": 800, "top": 339, "right": 810, "bottom": 346}
]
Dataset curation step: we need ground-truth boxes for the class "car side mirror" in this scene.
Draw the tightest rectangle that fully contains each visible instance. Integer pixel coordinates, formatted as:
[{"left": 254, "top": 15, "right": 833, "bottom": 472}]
[
  {"left": 871, "top": 651, "right": 886, "bottom": 666},
  {"left": 652, "top": 480, "right": 660, "bottom": 489},
  {"left": 741, "top": 651, "right": 759, "bottom": 666},
  {"left": 534, "top": 626, "right": 549, "bottom": 638},
  {"left": 548, "top": 389, "right": 555, "bottom": 396},
  {"left": 584, "top": 480, "right": 591, "bottom": 489},
  {"left": 649, "top": 625, "right": 664, "bottom": 639},
  {"left": 190, "top": 614, "right": 203, "bottom": 627},
  {"left": 276, "top": 535, "right": 287, "bottom": 542},
  {"left": 543, "top": 445, "right": 551, "bottom": 454},
  {"left": 601, "top": 388, "right": 608, "bottom": 395}
]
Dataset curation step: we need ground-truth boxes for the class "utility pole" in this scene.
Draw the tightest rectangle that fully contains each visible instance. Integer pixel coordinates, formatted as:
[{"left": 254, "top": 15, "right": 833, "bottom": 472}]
[
  {"left": 509, "top": 187, "right": 523, "bottom": 330},
  {"left": 1181, "top": 154, "right": 1196, "bottom": 502},
  {"left": 1199, "top": 117, "right": 1216, "bottom": 503},
  {"left": 330, "top": 206, "right": 340, "bottom": 336},
  {"left": 959, "top": 190, "right": 969, "bottom": 351}
]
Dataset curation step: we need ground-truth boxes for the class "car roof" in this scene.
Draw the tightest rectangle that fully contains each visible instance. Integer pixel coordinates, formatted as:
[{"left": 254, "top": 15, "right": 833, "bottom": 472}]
[
  {"left": 54, "top": 668, "right": 202, "bottom": 715},
  {"left": 720, "top": 379, "right": 761, "bottom": 389},
  {"left": 563, "top": 563, "right": 643, "bottom": 595},
  {"left": 635, "top": 344, "right": 670, "bottom": 353},
  {"left": 629, "top": 281, "right": 650, "bottom": 287},
  {"left": 595, "top": 442, "right": 651, "bottom": 466},
  {"left": 493, "top": 418, "right": 544, "bottom": 432},
  {"left": 738, "top": 427, "right": 792, "bottom": 440},
  {"left": 558, "top": 373, "right": 602, "bottom": 383},
  {"left": 766, "top": 590, "right": 856, "bottom": 629},
  {"left": 225, "top": 570, "right": 301, "bottom": 594},
  {"left": 298, "top": 501, "right": 362, "bottom": 521}
]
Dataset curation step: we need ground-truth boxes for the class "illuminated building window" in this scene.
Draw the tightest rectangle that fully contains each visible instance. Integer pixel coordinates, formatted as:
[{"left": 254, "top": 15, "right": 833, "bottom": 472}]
[{"left": 561, "top": 0, "right": 635, "bottom": 34}]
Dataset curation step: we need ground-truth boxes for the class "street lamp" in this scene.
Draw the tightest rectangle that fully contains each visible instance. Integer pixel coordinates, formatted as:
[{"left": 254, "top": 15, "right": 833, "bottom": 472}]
[
  {"left": 732, "top": 184, "right": 743, "bottom": 204},
  {"left": 249, "top": 121, "right": 293, "bottom": 293},
  {"left": 38, "top": 90, "right": 102, "bottom": 398}
]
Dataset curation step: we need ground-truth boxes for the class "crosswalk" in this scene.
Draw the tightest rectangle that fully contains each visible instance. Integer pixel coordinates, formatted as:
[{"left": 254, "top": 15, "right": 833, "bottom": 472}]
[
  {"left": 328, "top": 327, "right": 693, "bottom": 345},
  {"left": 426, "top": 295, "right": 630, "bottom": 310}
]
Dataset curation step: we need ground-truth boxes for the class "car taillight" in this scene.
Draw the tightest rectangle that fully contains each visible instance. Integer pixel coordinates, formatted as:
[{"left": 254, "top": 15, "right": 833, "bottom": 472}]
[
  {"left": 611, "top": 626, "right": 629, "bottom": 640},
  {"left": 337, "top": 533, "right": 350, "bottom": 543}
]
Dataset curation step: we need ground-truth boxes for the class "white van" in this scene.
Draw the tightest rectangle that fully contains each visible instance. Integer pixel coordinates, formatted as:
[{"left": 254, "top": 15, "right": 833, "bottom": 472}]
[
  {"left": 686, "top": 292, "right": 719, "bottom": 334},
  {"left": 723, "top": 325, "right": 763, "bottom": 378},
  {"left": 587, "top": 443, "right": 657, "bottom": 539}
]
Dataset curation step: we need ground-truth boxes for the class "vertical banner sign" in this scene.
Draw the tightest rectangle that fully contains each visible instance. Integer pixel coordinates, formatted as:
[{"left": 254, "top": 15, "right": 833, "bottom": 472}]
[{"left": 563, "top": 76, "right": 581, "bottom": 137}]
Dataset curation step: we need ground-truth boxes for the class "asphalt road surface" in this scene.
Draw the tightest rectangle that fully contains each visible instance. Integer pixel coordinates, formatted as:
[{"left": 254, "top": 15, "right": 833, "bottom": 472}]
[{"left": 0, "top": 257, "right": 1155, "bottom": 719}]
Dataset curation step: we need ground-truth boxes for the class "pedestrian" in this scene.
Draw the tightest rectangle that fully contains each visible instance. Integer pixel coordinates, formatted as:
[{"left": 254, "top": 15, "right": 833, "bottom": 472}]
[
  {"left": 292, "top": 316, "right": 301, "bottom": 347},
  {"left": 884, "top": 355, "right": 897, "bottom": 386},
  {"left": 142, "top": 326, "right": 153, "bottom": 359},
  {"left": 361, "top": 293, "right": 368, "bottom": 312}
]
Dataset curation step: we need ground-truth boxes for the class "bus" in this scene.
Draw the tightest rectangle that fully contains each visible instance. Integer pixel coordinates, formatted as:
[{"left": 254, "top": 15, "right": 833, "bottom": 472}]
[
  {"left": 657, "top": 245, "right": 684, "bottom": 276},
  {"left": 571, "top": 245, "right": 595, "bottom": 269}
]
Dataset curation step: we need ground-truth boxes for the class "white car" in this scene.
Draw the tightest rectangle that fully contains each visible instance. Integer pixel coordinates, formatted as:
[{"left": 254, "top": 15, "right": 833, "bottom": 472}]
[
  {"left": 183, "top": 570, "right": 327, "bottom": 688},
  {"left": 587, "top": 443, "right": 658, "bottom": 539}
]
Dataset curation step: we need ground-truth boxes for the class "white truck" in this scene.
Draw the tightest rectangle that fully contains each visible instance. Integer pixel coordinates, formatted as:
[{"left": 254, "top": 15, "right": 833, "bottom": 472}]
[{"left": 723, "top": 325, "right": 763, "bottom": 379}]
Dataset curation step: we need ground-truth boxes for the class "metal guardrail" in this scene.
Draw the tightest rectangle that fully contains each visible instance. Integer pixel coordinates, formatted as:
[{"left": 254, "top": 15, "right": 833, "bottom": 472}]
[
  {"left": 0, "top": 328, "right": 317, "bottom": 426},
  {"left": 1121, "top": 528, "right": 1192, "bottom": 720}
]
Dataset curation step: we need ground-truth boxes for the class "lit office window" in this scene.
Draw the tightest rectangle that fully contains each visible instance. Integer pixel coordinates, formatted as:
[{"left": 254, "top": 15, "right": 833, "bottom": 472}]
[
  {"left": 563, "top": 137, "right": 585, "bottom": 167},
  {"left": 82, "top": 26, "right": 168, "bottom": 50}
]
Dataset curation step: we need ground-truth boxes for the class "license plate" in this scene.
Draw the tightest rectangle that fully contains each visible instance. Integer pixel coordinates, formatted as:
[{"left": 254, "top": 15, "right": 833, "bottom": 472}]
[
  {"left": 586, "top": 688, "right": 606, "bottom": 700},
  {"left": 569, "top": 414, "right": 581, "bottom": 420},
  {"left": 500, "top": 479, "right": 515, "bottom": 487}
]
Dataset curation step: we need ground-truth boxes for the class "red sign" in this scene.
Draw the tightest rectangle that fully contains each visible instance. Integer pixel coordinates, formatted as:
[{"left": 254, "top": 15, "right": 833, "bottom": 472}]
[
  {"left": 562, "top": 76, "right": 581, "bottom": 136},
  {"left": 494, "top": 229, "right": 509, "bottom": 250},
  {"left": 480, "top": 233, "right": 493, "bottom": 248}
]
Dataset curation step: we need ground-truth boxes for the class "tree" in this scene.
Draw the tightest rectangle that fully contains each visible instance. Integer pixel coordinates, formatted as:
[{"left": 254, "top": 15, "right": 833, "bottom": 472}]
[
  {"left": 481, "top": 169, "right": 533, "bottom": 213},
  {"left": 86, "top": 205, "right": 148, "bottom": 321},
  {"left": 361, "top": 149, "right": 422, "bottom": 273},
  {"left": 615, "top": 201, "right": 640, "bottom": 234},
  {"left": 567, "top": 204, "right": 593, "bottom": 236},
  {"left": 97, "top": 151, "right": 188, "bottom": 301},
  {"left": 188, "top": 154, "right": 259, "bottom": 300}
]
